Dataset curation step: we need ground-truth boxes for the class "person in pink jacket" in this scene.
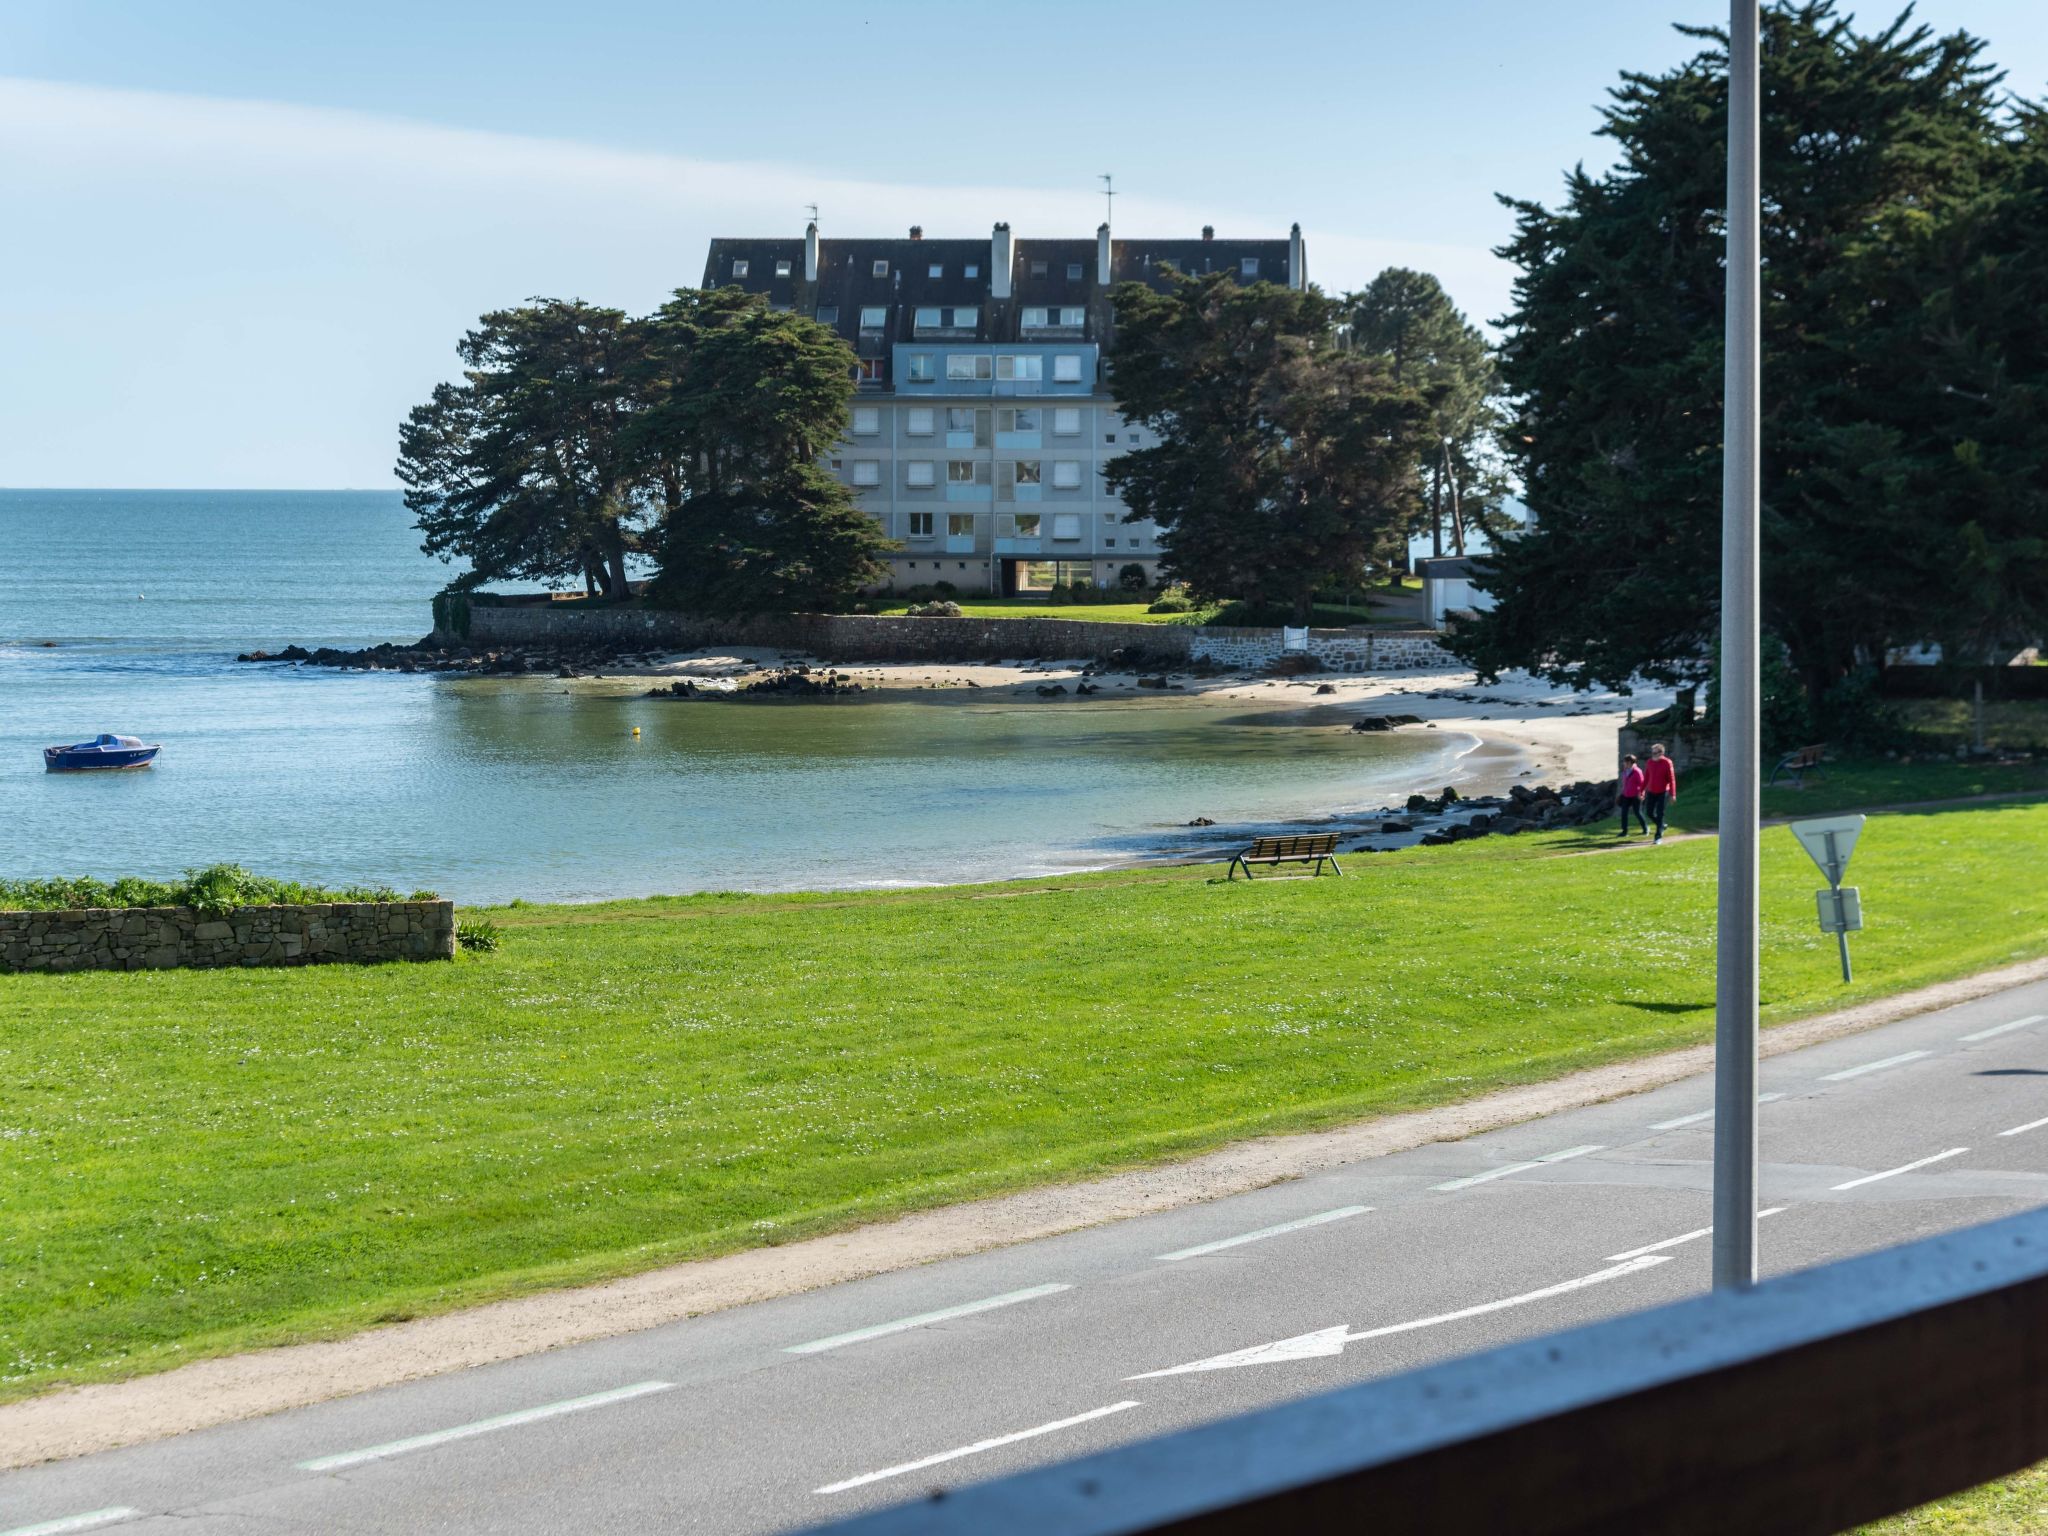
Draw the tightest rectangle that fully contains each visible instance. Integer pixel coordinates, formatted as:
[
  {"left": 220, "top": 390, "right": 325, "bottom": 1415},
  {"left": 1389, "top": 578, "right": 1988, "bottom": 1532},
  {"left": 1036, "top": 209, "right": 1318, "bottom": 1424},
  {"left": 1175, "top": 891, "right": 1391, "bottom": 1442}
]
[{"left": 1617, "top": 753, "right": 1649, "bottom": 837}]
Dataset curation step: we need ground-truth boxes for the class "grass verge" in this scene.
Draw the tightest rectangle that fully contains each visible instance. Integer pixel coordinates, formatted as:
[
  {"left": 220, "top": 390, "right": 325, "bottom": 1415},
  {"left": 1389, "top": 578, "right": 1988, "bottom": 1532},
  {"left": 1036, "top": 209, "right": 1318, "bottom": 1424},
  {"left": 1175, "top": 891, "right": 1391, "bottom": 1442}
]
[
  {"left": 1855, "top": 1460, "right": 2048, "bottom": 1533},
  {"left": 3, "top": 801, "right": 2045, "bottom": 1403}
]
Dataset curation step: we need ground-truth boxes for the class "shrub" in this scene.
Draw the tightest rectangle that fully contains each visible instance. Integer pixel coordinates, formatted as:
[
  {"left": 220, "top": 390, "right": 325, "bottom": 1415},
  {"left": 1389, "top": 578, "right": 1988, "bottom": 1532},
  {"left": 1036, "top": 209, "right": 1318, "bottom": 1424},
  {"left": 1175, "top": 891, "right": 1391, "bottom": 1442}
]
[
  {"left": 1148, "top": 587, "right": 1194, "bottom": 614},
  {"left": 905, "top": 599, "right": 963, "bottom": 618},
  {"left": 0, "top": 866, "right": 435, "bottom": 914},
  {"left": 456, "top": 916, "right": 501, "bottom": 953},
  {"left": 1117, "top": 563, "right": 1149, "bottom": 593}
]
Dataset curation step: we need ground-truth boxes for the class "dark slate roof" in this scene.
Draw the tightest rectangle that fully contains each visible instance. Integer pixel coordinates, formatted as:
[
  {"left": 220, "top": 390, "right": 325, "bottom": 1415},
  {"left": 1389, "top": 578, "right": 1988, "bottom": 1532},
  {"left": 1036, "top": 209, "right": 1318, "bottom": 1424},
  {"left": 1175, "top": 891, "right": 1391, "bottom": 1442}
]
[{"left": 700, "top": 227, "right": 1301, "bottom": 353}]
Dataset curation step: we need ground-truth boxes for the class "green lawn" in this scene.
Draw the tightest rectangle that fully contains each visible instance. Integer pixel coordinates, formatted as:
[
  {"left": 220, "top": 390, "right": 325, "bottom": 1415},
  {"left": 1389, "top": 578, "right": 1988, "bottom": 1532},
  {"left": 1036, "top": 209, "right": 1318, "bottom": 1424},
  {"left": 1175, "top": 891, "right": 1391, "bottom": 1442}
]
[
  {"left": 1856, "top": 1460, "right": 2048, "bottom": 1534},
  {"left": 4, "top": 801, "right": 2046, "bottom": 1403},
  {"left": 1670, "top": 757, "right": 2048, "bottom": 833},
  {"left": 864, "top": 598, "right": 1171, "bottom": 623}
]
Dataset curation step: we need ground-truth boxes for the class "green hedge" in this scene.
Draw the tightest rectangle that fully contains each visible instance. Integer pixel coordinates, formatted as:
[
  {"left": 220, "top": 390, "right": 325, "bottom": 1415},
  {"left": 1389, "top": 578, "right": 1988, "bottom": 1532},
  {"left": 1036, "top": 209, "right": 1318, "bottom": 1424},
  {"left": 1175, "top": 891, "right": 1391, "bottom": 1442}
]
[{"left": 0, "top": 865, "right": 437, "bottom": 918}]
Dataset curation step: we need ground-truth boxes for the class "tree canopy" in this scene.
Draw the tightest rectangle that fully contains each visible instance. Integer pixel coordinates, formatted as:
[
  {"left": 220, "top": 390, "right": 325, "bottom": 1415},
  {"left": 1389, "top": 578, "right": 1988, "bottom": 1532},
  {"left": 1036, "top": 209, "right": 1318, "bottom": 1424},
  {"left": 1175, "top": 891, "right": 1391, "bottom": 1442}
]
[
  {"left": 1449, "top": 2, "right": 2037, "bottom": 723},
  {"left": 1105, "top": 270, "right": 1428, "bottom": 622},
  {"left": 399, "top": 288, "right": 892, "bottom": 614}
]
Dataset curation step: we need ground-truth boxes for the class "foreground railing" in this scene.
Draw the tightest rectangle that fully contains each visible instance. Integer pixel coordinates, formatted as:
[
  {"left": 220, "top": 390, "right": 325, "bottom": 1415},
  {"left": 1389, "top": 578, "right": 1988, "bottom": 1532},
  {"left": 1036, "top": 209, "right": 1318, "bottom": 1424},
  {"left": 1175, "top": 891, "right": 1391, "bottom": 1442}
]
[{"left": 808, "top": 1205, "right": 2048, "bottom": 1535}]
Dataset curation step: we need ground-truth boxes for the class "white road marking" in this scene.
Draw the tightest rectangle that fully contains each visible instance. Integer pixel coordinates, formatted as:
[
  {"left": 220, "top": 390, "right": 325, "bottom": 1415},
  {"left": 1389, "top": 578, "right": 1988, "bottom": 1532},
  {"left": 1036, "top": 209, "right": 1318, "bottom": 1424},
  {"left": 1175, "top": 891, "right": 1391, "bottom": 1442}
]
[
  {"left": 297, "top": 1380, "right": 672, "bottom": 1472},
  {"left": 1821, "top": 1050, "right": 1932, "bottom": 1082},
  {"left": 1649, "top": 1093, "right": 1784, "bottom": 1130},
  {"left": 1831, "top": 1147, "right": 1970, "bottom": 1192},
  {"left": 0, "top": 1512, "right": 142, "bottom": 1536},
  {"left": 1960, "top": 1013, "right": 2045, "bottom": 1043},
  {"left": 1999, "top": 1115, "right": 2048, "bottom": 1138},
  {"left": 815, "top": 1401, "right": 1143, "bottom": 1494},
  {"left": 1604, "top": 1207, "right": 1787, "bottom": 1262},
  {"left": 1432, "top": 1144, "right": 1605, "bottom": 1192},
  {"left": 1129, "top": 1255, "right": 1671, "bottom": 1379},
  {"left": 1156, "top": 1205, "right": 1370, "bottom": 1262},
  {"left": 785, "top": 1283, "right": 1072, "bottom": 1354}
]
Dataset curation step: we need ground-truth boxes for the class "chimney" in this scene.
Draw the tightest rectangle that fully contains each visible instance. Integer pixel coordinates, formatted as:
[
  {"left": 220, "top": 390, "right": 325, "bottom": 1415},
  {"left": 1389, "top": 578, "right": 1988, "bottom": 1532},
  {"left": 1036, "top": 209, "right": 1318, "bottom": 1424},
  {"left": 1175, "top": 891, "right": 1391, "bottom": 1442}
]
[
  {"left": 1288, "top": 222, "right": 1305, "bottom": 290},
  {"left": 1096, "top": 222, "right": 1111, "bottom": 285},
  {"left": 1201, "top": 225, "right": 1214, "bottom": 241},
  {"left": 991, "top": 221, "right": 1013, "bottom": 299},
  {"left": 909, "top": 225, "right": 923, "bottom": 240},
  {"left": 804, "top": 221, "right": 819, "bottom": 282}
]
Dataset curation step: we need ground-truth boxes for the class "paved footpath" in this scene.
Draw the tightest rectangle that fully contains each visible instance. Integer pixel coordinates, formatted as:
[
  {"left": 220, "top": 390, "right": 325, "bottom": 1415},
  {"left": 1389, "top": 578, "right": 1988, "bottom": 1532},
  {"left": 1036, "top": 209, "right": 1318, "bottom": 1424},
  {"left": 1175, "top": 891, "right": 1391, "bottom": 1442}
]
[{"left": 5, "top": 980, "right": 2046, "bottom": 1536}]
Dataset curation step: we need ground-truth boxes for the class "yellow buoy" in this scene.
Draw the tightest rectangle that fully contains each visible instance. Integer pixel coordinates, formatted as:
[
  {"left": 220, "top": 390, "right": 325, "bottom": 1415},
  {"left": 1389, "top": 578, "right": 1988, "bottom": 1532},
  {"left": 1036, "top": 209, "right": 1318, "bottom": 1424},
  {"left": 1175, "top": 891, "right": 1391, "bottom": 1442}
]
[{"left": 632, "top": 726, "right": 641, "bottom": 736}]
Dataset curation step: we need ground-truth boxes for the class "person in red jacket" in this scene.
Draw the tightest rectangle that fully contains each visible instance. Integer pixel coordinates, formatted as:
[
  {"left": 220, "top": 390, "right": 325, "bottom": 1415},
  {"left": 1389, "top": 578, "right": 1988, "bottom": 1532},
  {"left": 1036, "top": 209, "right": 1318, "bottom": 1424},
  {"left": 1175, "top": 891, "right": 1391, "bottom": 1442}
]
[
  {"left": 1617, "top": 753, "right": 1649, "bottom": 837},
  {"left": 1641, "top": 743, "right": 1677, "bottom": 843}
]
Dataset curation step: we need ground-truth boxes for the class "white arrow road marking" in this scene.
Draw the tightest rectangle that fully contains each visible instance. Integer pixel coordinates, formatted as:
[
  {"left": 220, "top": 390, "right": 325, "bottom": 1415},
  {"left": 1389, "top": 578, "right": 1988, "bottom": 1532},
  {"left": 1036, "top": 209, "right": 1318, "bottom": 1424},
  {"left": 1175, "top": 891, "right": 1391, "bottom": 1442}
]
[
  {"left": 785, "top": 1283, "right": 1071, "bottom": 1354},
  {"left": 297, "top": 1380, "right": 672, "bottom": 1472},
  {"left": 1156, "top": 1205, "right": 1370, "bottom": 1262},
  {"left": 1831, "top": 1147, "right": 1969, "bottom": 1191},
  {"left": 1821, "top": 1050, "right": 1931, "bottom": 1082},
  {"left": 0, "top": 1511, "right": 143, "bottom": 1536},
  {"left": 815, "top": 1401, "right": 1143, "bottom": 1494},
  {"left": 1431, "top": 1143, "right": 1605, "bottom": 1192},
  {"left": 1960, "top": 1013, "right": 2045, "bottom": 1042},
  {"left": 1128, "top": 1255, "right": 1671, "bottom": 1380},
  {"left": 1604, "top": 1207, "right": 1787, "bottom": 1263}
]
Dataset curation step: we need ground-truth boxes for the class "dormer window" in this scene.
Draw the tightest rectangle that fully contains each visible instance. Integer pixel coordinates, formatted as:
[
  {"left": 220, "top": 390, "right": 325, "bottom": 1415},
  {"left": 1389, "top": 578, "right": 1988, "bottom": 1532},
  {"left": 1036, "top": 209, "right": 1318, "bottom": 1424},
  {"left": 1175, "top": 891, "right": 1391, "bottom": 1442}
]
[
  {"left": 965, "top": 263, "right": 980, "bottom": 279},
  {"left": 872, "top": 259, "right": 890, "bottom": 277},
  {"left": 1067, "top": 263, "right": 1083, "bottom": 280},
  {"left": 859, "top": 306, "right": 888, "bottom": 330},
  {"left": 775, "top": 259, "right": 792, "bottom": 277},
  {"left": 1240, "top": 257, "right": 1260, "bottom": 278},
  {"left": 1030, "top": 260, "right": 1049, "bottom": 279},
  {"left": 929, "top": 263, "right": 943, "bottom": 278},
  {"left": 731, "top": 259, "right": 750, "bottom": 277}
]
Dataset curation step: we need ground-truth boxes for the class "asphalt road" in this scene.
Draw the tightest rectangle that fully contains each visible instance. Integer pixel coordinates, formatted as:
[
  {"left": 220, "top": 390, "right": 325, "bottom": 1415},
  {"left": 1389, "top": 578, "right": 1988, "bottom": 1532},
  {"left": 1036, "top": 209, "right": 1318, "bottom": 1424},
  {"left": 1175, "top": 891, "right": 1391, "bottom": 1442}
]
[{"left": 5, "top": 978, "right": 2046, "bottom": 1536}]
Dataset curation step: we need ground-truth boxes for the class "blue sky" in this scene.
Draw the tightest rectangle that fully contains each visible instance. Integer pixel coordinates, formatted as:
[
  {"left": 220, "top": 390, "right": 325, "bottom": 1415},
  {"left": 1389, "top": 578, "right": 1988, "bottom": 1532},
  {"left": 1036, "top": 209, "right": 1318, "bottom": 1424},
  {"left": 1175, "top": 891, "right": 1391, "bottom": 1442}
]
[{"left": 3, "top": 0, "right": 2043, "bottom": 489}]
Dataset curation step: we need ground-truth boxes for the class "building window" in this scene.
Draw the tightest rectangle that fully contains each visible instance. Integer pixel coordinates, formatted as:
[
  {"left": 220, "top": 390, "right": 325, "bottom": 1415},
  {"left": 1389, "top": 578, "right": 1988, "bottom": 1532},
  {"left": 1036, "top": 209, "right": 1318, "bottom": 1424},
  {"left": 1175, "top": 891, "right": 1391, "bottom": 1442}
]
[
  {"left": 1052, "top": 460, "right": 1083, "bottom": 489},
  {"left": 1000, "top": 407, "right": 1041, "bottom": 431},
  {"left": 1051, "top": 513, "right": 1082, "bottom": 541},
  {"left": 928, "top": 263, "right": 943, "bottom": 278},
  {"left": 1128, "top": 431, "right": 1140, "bottom": 443},
  {"left": 1067, "top": 263, "right": 1083, "bottom": 280},
  {"left": 1059, "top": 306, "right": 1085, "bottom": 327},
  {"left": 948, "top": 512, "right": 975, "bottom": 536},
  {"left": 1030, "top": 259, "right": 1049, "bottom": 278},
  {"left": 860, "top": 306, "right": 888, "bottom": 330},
  {"left": 1053, "top": 354, "right": 1084, "bottom": 383},
  {"left": 731, "top": 259, "right": 750, "bottom": 277},
  {"left": 815, "top": 305, "right": 839, "bottom": 324},
  {"left": 851, "top": 460, "right": 881, "bottom": 487},
  {"left": 872, "top": 259, "right": 890, "bottom": 277},
  {"left": 964, "top": 263, "right": 979, "bottom": 279},
  {"left": 902, "top": 353, "right": 932, "bottom": 383},
  {"left": 945, "top": 406, "right": 975, "bottom": 433},
  {"left": 906, "top": 407, "right": 935, "bottom": 435},
  {"left": 1014, "top": 460, "right": 1042, "bottom": 485},
  {"left": 1053, "top": 407, "right": 1081, "bottom": 435},
  {"left": 915, "top": 306, "right": 978, "bottom": 332},
  {"left": 851, "top": 407, "right": 880, "bottom": 435},
  {"left": 1015, "top": 512, "right": 1042, "bottom": 537},
  {"left": 854, "top": 358, "right": 885, "bottom": 383},
  {"left": 1241, "top": 257, "right": 1260, "bottom": 278},
  {"left": 1105, "top": 433, "right": 1118, "bottom": 444},
  {"left": 906, "top": 461, "right": 936, "bottom": 488},
  {"left": 775, "top": 259, "right": 792, "bottom": 277},
  {"left": 908, "top": 511, "right": 934, "bottom": 537},
  {"left": 947, "top": 461, "right": 976, "bottom": 484},
  {"left": 996, "top": 354, "right": 1043, "bottom": 382},
  {"left": 1020, "top": 306, "right": 1048, "bottom": 328},
  {"left": 946, "top": 354, "right": 993, "bottom": 381}
]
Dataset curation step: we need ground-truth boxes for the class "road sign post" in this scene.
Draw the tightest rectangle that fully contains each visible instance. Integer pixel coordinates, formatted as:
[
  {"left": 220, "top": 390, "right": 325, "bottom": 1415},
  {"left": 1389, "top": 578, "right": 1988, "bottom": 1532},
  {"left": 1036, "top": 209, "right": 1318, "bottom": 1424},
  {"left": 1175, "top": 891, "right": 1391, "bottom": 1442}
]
[{"left": 1791, "top": 814, "right": 1867, "bottom": 984}]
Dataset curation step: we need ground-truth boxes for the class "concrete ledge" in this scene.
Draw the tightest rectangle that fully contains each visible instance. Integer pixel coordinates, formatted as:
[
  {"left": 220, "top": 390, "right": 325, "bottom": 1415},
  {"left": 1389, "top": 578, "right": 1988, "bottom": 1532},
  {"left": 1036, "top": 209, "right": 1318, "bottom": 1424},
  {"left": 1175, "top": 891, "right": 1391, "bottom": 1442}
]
[{"left": 0, "top": 900, "right": 456, "bottom": 973}]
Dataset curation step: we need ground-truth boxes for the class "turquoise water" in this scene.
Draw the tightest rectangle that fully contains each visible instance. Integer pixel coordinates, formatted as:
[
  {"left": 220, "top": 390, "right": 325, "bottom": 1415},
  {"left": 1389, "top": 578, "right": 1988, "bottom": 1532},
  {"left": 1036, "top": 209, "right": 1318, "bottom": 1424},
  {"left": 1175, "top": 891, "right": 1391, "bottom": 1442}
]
[{"left": 0, "top": 490, "right": 1465, "bottom": 901}]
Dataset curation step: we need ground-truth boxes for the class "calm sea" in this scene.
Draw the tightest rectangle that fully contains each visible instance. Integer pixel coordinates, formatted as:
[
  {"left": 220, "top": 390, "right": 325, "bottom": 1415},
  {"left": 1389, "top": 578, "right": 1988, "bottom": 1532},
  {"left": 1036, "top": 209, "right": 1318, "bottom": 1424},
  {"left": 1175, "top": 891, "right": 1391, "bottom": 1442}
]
[{"left": 0, "top": 490, "right": 1466, "bottom": 902}]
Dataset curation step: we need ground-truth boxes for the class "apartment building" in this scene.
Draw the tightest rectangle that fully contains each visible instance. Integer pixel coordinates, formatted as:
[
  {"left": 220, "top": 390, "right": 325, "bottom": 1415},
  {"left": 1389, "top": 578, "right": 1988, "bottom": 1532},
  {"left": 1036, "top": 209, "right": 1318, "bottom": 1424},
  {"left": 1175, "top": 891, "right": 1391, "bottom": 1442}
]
[{"left": 699, "top": 220, "right": 1306, "bottom": 595}]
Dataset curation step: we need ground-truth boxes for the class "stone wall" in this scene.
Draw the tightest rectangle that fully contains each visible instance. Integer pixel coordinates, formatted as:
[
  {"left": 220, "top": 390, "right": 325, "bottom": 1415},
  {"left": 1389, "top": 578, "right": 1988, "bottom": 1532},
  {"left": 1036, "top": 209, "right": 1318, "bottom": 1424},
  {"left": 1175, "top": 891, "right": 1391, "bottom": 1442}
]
[
  {"left": 446, "top": 601, "right": 1465, "bottom": 673},
  {"left": 0, "top": 901, "right": 456, "bottom": 974}
]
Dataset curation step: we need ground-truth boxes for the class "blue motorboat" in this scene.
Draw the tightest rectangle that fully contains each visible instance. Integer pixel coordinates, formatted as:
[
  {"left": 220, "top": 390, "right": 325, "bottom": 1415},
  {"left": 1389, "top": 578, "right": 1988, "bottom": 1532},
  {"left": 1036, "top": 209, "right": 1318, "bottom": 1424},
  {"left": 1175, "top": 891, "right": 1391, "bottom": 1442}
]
[{"left": 43, "top": 734, "right": 161, "bottom": 772}]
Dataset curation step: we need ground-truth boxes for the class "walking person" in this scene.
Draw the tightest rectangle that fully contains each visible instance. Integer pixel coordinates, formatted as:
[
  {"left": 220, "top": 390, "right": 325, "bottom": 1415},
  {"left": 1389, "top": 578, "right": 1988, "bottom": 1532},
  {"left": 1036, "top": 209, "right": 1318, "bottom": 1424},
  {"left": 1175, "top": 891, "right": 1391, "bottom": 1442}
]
[
  {"left": 1617, "top": 753, "right": 1649, "bottom": 837},
  {"left": 1641, "top": 742, "right": 1678, "bottom": 844}
]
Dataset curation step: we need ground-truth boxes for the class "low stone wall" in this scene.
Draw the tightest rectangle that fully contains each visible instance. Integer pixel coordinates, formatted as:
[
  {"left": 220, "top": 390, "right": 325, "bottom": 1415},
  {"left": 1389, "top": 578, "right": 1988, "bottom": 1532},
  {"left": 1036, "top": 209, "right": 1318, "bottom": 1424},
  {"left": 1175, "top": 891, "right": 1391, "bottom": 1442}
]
[
  {"left": 0, "top": 901, "right": 456, "bottom": 974},
  {"left": 446, "top": 601, "right": 1465, "bottom": 673}
]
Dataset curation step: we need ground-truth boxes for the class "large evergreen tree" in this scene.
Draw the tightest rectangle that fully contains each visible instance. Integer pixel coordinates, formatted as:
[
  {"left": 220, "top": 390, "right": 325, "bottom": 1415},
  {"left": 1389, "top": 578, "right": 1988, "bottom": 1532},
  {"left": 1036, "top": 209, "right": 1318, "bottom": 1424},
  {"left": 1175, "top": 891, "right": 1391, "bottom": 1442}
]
[
  {"left": 1450, "top": 3, "right": 2010, "bottom": 718},
  {"left": 1346, "top": 269, "right": 1511, "bottom": 558},
  {"left": 400, "top": 300, "right": 649, "bottom": 600},
  {"left": 1106, "top": 270, "right": 1427, "bottom": 621}
]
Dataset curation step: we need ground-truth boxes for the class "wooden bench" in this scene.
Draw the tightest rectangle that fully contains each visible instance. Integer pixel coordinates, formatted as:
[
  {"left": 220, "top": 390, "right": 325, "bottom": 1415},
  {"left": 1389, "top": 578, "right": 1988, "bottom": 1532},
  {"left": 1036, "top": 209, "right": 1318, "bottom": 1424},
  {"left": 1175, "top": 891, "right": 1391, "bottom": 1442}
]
[
  {"left": 1227, "top": 833, "right": 1344, "bottom": 880},
  {"left": 1769, "top": 743, "right": 1828, "bottom": 787}
]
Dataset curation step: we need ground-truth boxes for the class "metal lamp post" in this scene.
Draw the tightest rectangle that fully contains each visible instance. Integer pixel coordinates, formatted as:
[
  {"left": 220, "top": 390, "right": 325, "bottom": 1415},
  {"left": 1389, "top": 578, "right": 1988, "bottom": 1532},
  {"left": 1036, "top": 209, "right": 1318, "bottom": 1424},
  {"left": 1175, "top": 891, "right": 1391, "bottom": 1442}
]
[{"left": 1713, "top": 0, "right": 1763, "bottom": 1291}]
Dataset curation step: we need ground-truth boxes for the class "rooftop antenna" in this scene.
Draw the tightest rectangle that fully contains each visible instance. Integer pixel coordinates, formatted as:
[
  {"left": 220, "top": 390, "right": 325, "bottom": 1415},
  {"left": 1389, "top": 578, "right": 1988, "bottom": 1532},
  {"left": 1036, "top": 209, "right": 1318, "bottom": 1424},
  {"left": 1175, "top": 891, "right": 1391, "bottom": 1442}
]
[
  {"left": 1098, "top": 173, "right": 1115, "bottom": 229},
  {"left": 805, "top": 203, "right": 819, "bottom": 225}
]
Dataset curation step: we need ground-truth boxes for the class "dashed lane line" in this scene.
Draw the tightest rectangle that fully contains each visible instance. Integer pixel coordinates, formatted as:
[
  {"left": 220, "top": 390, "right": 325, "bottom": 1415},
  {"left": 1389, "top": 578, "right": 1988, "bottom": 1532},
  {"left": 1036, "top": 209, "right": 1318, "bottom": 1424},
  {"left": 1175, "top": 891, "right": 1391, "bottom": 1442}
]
[
  {"left": 1648, "top": 1093, "right": 1783, "bottom": 1131},
  {"left": 1959, "top": 1013, "right": 2045, "bottom": 1043},
  {"left": 785, "top": 1283, "right": 1072, "bottom": 1354},
  {"left": 0, "top": 1511, "right": 143, "bottom": 1536},
  {"left": 1831, "top": 1148, "right": 1970, "bottom": 1192},
  {"left": 1603, "top": 1207, "right": 1787, "bottom": 1263},
  {"left": 1431, "top": 1144, "right": 1604, "bottom": 1192},
  {"left": 1156, "top": 1206, "right": 1371, "bottom": 1262},
  {"left": 296, "top": 1380, "right": 673, "bottom": 1473},
  {"left": 1820, "top": 1051, "right": 1932, "bottom": 1082},
  {"left": 815, "top": 1401, "right": 1143, "bottom": 1494},
  {"left": 2000, "top": 1115, "right": 2048, "bottom": 1138}
]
